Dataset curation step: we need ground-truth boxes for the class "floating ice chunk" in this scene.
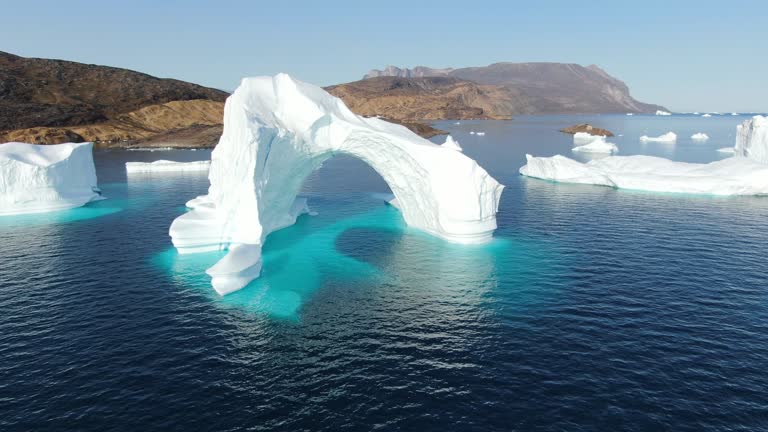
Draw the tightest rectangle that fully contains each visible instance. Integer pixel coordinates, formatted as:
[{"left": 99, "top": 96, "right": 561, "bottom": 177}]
[
  {"left": 691, "top": 133, "right": 709, "bottom": 141},
  {"left": 702, "top": 113, "right": 712, "bottom": 117},
  {"left": 626, "top": 113, "right": 634, "bottom": 116},
  {"left": 0, "top": 142, "right": 102, "bottom": 216},
  {"left": 640, "top": 132, "right": 677, "bottom": 143},
  {"left": 455, "top": 121, "right": 461, "bottom": 125},
  {"left": 571, "top": 132, "right": 618, "bottom": 153},
  {"left": 735, "top": 116, "right": 768, "bottom": 163},
  {"left": 732, "top": 113, "right": 739, "bottom": 116},
  {"left": 572, "top": 139, "right": 618, "bottom": 154},
  {"left": 442, "top": 135, "right": 463, "bottom": 151},
  {"left": 476, "top": 132, "right": 486, "bottom": 136},
  {"left": 520, "top": 154, "right": 768, "bottom": 195},
  {"left": 169, "top": 74, "right": 503, "bottom": 295},
  {"left": 470, "top": 131, "right": 476, "bottom": 135},
  {"left": 717, "top": 147, "right": 736, "bottom": 154},
  {"left": 656, "top": 110, "right": 672, "bottom": 116},
  {"left": 125, "top": 160, "right": 211, "bottom": 173}
]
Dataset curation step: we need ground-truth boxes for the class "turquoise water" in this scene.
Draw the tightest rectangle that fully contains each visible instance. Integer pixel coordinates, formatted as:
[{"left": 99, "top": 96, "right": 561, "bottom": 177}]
[{"left": 1, "top": 115, "right": 768, "bottom": 431}]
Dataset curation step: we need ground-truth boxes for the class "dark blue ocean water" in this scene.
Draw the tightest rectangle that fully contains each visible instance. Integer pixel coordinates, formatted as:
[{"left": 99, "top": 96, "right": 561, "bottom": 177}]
[{"left": 2, "top": 115, "right": 768, "bottom": 431}]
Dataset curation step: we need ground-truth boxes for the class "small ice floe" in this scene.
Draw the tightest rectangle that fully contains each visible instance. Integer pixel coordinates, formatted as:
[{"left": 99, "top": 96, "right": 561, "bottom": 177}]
[
  {"left": 571, "top": 133, "right": 618, "bottom": 154},
  {"left": 656, "top": 110, "right": 672, "bottom": 116},
  {"left": 702, "top": 114, "right": 712, "bottom": 118},
  {"left": 717, "top": 147, "right": 736, "bottom": 154},
  {"left": 470, "top": 131, "right": 475, "bottom": 135},
  {"left": 442, "top": 135, "right": 463, "bottom": 151},
  {"left": 691, "top": 133, "right": 709, "bottom": 141},
  {"left": 476, "top": 132, "right": 486, "bottom": 136},
  {"left": 626, "top": 113, "right": 634, "bottom": 116},
  {"left": 125, "top": 160, "right": 211, "bottom": 173},
  {"left": 640, "top": 132, "right": 677, "bottom": 143},
  {"left": 731, "top": 113, "right": 739, "bottom": 116}
]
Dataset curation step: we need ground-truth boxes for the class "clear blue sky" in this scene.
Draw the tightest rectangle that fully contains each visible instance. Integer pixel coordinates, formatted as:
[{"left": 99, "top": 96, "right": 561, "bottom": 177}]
[{"left": 2, "top": 0, "right": 766, "bottom": 112}]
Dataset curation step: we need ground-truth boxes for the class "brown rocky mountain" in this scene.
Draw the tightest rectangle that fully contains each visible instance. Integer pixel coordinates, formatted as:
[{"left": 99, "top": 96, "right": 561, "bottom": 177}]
[
  {"left": 363, "top": 62, "right": 666, "bottom": 114},
  {"left": 325, "top": 76, "right": 534, "bottom": 122},
  {"left": 0, "top": 51, "right": 228, "bottom": 146}
]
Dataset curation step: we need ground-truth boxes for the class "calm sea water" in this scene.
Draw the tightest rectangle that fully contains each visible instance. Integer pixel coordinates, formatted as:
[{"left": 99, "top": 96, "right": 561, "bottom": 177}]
[{"left": 2, "top": 115, "right": 768, "bottom": 431}]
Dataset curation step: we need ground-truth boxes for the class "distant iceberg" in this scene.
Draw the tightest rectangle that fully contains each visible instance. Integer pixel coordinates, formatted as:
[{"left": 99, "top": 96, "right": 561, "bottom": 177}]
[
  {"left": 655, "top": 110, "right": 672, "bottom": 116},
  {"left": 732, "top": 113, "right": 739, "bottom": 116},
  {"left": 476, "top": 132, "right": 486, "bottom": 136},
  {"left": 442, "top": 135, "right": 463, "bottom": 151},
  {"left": 125, "top": 160, "right": 211, "bottom": 173},
  {"left": 691, "top": 133, "right": 709, "bottom": 141},
  {"left": 702, "top": 113, "right": 712, "bottom": 118},
  {"left": 640, "top": 132, "right": 677, "bottom": 143},
  {"left": 626, "top": 113, "right": 634, "bottom": 116},
  {"left": 520, "top": 154, "right": 768, "bottom": 195},
  {"left": 571, "top": 133, "right": 618, "bottom": 154},
  {"left": 1, "top": 142, "right": 102, "bottom": 215},
  {"left": 520, "top": 116, "right": 768, "bottom": 196}
]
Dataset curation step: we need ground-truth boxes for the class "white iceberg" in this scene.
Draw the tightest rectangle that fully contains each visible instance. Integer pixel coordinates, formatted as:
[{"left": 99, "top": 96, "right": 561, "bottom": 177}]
[
  {"left": 735, "top": 115, "right": 768, "bottom": 163},
  {"left": 470, "top": 131, "right": 476, "bottom": 135},
  {"left": 520, "top": 116, "right": 768, "bottom": 196},
  {"left": 656, "top": 110, "right": 672, "bottom": 116},
  {"left": 702, "top": 113, "right": 712, "bottom": 118},
  {"left": 476, "top": 132, "right": 486, "bottom": 136},
  {"left": 169, "top": 74, "right": 503, "bottom": 295},
  {"left": 125, "top": 160, "right": 211, "bottom": 173},
  {"left": 626, "top": 113, "right": 634, "bottom": 116},
  {"left": 520, "top": 154, "right": 768, "bottom": 195},
  {"left": 732, "top": 113, "right": 739, "bottom": 116},
  {"left": 640, "top": 132, "right": 677, "bottom": 143},
  {"left": 442, "top": 135, "right": 463, "bottom": 151},
  {"left": 691, "top": 133, "right": 709, "bottom": 141},
  {"left": 571, "top": 133, "right": 618, "bottom": 154},
  {"left": 0, "top": 142, "right": 102, "bottom": 216}
]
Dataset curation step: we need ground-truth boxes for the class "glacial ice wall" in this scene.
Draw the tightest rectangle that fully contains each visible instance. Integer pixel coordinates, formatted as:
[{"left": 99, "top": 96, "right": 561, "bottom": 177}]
[
  {"left": 0, "top": 142, "right": 102, "bottom": 216},
  {"left": 169, "top": 74, "right": 504, "bottom": 295},
  {"left": 735, "top": 116, "right": 768, "bottom": 163}
]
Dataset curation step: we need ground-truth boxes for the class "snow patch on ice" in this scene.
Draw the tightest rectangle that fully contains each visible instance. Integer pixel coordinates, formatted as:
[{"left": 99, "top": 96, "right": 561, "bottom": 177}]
[
  {"left": 442, "top": 135, "right": 463, "bottom": 151},
  {"left": 0, "top": 142, "right": 102, "bottom": 216},
  {"left": 640, "top": 132, "right": 677, "bottom": 143},
  {"left": 169, "top": 74, "right": 503, "bottom": 295}
]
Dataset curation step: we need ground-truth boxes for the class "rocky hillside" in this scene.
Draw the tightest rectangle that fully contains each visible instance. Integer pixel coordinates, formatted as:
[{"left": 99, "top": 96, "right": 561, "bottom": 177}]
[
  {"left": 325, "top": 76, "right": 536, "bottom": 122},
  {"left": 0, "top": 51, "right": 228, "bottom": 146},
  {"left": 363, "top": 62, "right": 666, "bottom": 114}
]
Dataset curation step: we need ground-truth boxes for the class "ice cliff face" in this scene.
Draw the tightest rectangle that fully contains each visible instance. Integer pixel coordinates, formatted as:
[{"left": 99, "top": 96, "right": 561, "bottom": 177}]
[
  {"left": 0, "top": 142, "right": 101, "bottom": 215},
  {"left": 169, "top": 74, "right": 504, "bottom": 295},
  {"left": 735, "top": 116, "right": 768, "bottom": 163}
]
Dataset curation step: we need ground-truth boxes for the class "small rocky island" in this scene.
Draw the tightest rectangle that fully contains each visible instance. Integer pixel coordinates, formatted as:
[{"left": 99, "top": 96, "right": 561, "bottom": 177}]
[{"left": 560, "top": 124, "right": 614, "bottom": 137}]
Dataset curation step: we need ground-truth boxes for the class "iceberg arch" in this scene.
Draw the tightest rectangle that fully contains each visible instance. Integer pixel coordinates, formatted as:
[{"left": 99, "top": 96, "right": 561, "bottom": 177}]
[{"left": 169, "top": 74, "right": 504, "bottom": 295}]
